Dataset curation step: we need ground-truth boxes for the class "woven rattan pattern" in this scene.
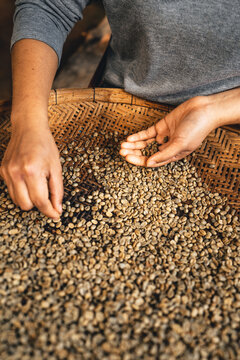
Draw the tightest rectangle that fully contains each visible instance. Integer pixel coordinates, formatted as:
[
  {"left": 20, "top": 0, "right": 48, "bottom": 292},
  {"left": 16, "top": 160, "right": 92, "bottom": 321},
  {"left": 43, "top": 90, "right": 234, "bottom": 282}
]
[{"left": 0, "top": 88, "right": 239, "bottom": 211}]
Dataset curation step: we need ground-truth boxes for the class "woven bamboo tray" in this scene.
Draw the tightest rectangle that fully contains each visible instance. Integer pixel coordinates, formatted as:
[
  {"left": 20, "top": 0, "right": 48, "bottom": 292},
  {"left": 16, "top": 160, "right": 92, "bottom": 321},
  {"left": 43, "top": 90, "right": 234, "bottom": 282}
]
[{"left": 0, "top": 88, "right": 239, "bottom": 212}]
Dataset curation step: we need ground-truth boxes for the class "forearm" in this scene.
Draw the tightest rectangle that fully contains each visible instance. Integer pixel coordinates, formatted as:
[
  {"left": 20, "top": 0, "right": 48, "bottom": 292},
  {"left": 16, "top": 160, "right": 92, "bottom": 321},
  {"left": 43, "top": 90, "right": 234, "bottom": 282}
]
[
  {"left": 11, "top": 39, "right": 58, "bottom": 129},
  {"left": 207, "top": 87, "right": 240, "bottom": 128}
]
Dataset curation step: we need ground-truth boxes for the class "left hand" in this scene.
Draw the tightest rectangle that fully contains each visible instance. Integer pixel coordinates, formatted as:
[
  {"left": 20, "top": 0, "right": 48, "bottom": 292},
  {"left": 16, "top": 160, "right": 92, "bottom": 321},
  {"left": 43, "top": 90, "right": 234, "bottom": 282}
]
[{"left": 120, "top": 89, "right": 240, "bottom": 167}]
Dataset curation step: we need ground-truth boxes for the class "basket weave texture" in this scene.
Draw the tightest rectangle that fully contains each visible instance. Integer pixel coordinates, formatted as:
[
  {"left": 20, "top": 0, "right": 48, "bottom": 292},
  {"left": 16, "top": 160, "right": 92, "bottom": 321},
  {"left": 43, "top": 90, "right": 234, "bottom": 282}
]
[{"left": 0, "top": 88, "right": 239, "bottom": 211}]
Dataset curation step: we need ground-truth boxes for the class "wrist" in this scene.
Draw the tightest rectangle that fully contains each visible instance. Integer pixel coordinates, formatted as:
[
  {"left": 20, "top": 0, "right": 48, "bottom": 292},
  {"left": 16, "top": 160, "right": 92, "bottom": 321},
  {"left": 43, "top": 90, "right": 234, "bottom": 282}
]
[
  {"left": 11, "top": 108, "right": 49, "bottom": 133},
  {"left": 207, "top": 88, "right": 240, "bottom": 128}
]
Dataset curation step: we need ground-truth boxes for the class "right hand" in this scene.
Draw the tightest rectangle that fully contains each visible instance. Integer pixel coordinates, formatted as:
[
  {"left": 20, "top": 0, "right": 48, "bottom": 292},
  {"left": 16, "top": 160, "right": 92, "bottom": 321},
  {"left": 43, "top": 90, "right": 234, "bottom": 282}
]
[{"left": 0, "top": 120, "right": 63, "bottom": 220}]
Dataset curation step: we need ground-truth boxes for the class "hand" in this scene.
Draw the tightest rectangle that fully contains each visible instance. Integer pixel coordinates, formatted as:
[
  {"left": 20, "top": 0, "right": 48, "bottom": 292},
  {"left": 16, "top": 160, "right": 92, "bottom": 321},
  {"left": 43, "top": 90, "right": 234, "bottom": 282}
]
[
  {"left": 120, "top": 96, "right": 217, "bottom": 167},
  {"left": 0, "top": 121, "right": 63, "bottom": 219}
]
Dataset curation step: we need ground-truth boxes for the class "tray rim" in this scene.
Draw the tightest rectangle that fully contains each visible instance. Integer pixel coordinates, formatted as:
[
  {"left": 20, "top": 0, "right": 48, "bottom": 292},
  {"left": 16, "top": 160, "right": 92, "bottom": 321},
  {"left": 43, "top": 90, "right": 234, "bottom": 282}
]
[{"left": 0, "top": 87, "right": 239, "bottom": 134}]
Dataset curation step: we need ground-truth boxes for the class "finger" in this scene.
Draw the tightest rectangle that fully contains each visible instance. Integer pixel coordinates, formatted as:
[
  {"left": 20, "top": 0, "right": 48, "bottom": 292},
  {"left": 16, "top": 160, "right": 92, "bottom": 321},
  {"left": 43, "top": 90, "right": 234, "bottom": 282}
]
[
  {"left": 119, "top": 148, "right": 142, "bottom": 157},
  {"left": 25, "top": 173, "right": 61, "bottom": 220},
  {"left": 124, "top": 154, "right": 148, "bottom": 167},
  {"left": 121, "top": 138, "right": 155, "bottom": 150},
  {"left": 6, "top": 179, "right": 17, "bottom": 205},
  {"left": 146, "top": 140, "right": 184, "bottom": 167},
  {"left": 0, "top": 166, "right": 17, "bottom": 205},
  {"left": 155, "top": 118, "right": 170, "bottom": 144},
  {"left": 14, "top": 180, "right": 34, "bottom": 211},
  {"left": 127, "top": 125, "right": 157, "bottom": 142},
  {"left": 149, "top": 150, "right": 191, "bottom": 167},
  {"left": 48, "top": 170, "right": 64, "bottom": 214}
]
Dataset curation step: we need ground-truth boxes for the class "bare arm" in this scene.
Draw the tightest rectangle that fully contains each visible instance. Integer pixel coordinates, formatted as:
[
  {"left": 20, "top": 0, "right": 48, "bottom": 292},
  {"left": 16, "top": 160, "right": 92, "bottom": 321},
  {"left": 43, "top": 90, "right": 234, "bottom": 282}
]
[
  {"left": 0, "top": 39, "right": 63, "bottom": 219},
  {"left": 11, "top": 39, "right": 57, "bottom": 127}
]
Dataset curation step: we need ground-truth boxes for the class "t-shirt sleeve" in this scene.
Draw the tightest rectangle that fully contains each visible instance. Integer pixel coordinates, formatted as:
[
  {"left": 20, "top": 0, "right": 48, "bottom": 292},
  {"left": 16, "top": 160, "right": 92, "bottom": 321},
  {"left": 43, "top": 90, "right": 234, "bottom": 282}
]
[{"left": 11, "top": 0, "right": 90, "bottom": 65}]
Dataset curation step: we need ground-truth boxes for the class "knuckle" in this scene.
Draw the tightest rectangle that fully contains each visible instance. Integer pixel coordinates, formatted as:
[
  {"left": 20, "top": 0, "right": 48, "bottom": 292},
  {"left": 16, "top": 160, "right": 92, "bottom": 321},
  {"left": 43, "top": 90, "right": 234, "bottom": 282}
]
[
  {"left": 7, "top": 164, "right": 20, "bottom": 177},
  {"left": 23, "top": 163, "right": 37, "bottom": 177}
]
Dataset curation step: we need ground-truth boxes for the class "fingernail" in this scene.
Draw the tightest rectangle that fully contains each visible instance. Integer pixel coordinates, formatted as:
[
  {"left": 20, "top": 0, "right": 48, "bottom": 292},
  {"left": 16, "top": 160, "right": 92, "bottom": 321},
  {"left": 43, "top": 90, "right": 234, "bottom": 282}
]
[
  {"left": 147, "top": 160, "right": 156, "bottom": 166},
  {"left": 58, "top": 204, "right": 62, "bottom": 214}
]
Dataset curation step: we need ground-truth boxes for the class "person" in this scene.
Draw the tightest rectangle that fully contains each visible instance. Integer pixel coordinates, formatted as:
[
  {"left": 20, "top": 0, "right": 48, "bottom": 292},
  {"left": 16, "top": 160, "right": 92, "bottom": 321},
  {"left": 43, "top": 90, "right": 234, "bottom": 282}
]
[{"left": 0, "top": 0, "right": 240, "bottom": 220}]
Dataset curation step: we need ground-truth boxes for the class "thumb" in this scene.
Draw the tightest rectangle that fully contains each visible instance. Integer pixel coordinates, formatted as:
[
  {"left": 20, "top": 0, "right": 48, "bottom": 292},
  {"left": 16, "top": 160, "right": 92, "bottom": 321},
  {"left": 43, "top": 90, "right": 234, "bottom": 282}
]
[
  {"left": 48, "top": 169, "right": 64, "bottom": 214},
  {"left": 146, "top": 140, "right": 185, "bottom": 167}
]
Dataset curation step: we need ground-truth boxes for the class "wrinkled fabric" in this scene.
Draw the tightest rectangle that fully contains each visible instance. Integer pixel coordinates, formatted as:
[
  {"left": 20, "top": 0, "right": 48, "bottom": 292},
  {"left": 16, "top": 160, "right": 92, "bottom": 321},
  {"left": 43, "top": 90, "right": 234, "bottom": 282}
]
[{"left": 12, "top": 0, "right": 240, "bottom": 104}]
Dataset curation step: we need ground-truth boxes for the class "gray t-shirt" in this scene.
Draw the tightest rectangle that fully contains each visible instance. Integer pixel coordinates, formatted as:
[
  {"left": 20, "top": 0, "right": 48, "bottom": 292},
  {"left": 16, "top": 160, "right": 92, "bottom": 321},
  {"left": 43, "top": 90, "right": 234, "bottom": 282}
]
[{"left": 12, "top": 0, "right": 240, "bottom": 105}]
